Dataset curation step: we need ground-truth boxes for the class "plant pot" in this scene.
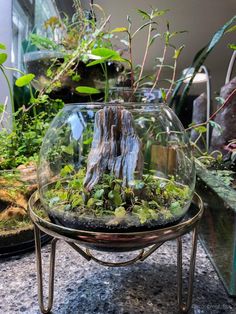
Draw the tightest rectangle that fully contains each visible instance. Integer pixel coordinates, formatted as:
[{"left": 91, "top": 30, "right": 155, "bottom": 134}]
[
  {"left": 0, "top": 166, "right": 50, "bottom": 257},
  {"left": 24, "top": 51, "right": 123, "bottom": 102},
  {"left": 196, "top": 166, "right": 236, "bottom": 296},
  {"left": 37, "top": 102, "right": 195, "bottom": 233}
]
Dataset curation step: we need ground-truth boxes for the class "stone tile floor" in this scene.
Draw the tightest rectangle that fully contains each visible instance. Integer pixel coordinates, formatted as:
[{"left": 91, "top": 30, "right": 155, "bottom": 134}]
[{"left": 0, "top": 233, "right": 235, "bottom": 314}]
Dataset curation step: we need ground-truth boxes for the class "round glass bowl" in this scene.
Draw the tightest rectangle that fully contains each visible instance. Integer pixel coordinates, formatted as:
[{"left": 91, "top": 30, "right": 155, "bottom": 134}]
[{"left": 38, "top": 103, "right": 195, "bottom": 232}]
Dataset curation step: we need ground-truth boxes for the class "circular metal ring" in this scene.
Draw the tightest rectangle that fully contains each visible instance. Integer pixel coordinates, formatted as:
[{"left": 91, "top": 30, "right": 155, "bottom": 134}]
[
  {"left": 85, "top": 248, "right": 145, "bottom": 267},
  {"left": 28, "top": 191, "right": 203, "bottom": 252}
]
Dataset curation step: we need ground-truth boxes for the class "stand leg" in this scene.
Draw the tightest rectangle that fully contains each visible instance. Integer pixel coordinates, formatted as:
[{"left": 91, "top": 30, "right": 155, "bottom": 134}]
[
  {"left": 177, "top": 227, "right": 198, "bottom": 313},
  {"left": 34, "top": 226, "right": 58, "bottom": 314}
]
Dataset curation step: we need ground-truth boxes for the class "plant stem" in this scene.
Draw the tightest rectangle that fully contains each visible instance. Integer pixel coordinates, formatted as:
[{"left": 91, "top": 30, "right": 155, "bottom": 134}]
[
  {"left": 0, "top": 97, "right": 8, "bottom": 127},
  {"left": 150, "top": 45, "right": 167, "bottom": 93},
  {"left": 185, "top": 87, "right": 236, "bottom": 132},
  {"left": 104, "top": 62, "right": 109, "bottom": 102},
  {"left": 128, "top": 32, "right": 135, "bottom": 91},
  {"left": 0, "top": 66, "right": 15, "bottom": 127},
  {"left": 4, "top": 65, "right": 36, "bottom": 114},
  {"left": 166, "top": 58, "right": 177, "bottom": 102},
  {"left": 133, "top": 22, "right": 152, "bottom": 93}
]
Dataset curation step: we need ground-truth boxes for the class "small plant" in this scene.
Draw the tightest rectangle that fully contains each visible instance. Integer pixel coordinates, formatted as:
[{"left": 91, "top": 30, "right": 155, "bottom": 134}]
[{"left": 43, "top": 165, "right": 191, "bottom": 226}]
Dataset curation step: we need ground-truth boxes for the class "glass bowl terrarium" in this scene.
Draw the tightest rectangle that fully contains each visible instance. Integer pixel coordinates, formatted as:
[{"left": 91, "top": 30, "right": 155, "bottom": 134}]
[{"left": 38, "top": 103, "right": 195, "bottom": 232}]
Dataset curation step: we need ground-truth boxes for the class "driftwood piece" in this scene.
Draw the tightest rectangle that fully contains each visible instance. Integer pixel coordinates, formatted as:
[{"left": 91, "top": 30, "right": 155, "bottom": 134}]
[{"left": 84, "top": 106, "right": 143, "bottom": 191}]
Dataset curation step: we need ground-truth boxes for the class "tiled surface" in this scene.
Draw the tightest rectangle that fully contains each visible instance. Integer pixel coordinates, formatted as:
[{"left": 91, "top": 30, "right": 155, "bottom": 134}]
[{"left": 1, "top": 233, "right": 235, "bottom": 314}]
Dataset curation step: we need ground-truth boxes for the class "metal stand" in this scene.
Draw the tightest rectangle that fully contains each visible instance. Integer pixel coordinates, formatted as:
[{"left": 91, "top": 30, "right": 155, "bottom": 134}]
[
  {"left": 34, "top": 227, "right": 58, "bottom": 314},
  {"left": 30, "top": 192, "right": 203, "bottom": 314},
  {"left": 34, "top": 226, "right": 199, "bottom": 314},
  {"left": 177, "top": 227, "right": 198, "bottom": 313}
]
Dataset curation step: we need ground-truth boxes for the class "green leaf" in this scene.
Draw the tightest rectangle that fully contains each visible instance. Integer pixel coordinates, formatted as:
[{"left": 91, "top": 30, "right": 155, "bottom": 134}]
[
  {"left": 94, "top": 189, "right": 104, "bottom": 199},
  {"left": 61, "top": 145, "right": 74, "bottom": 155},
  {"left": 86, "top": 57, "right": 110, "bottom": 67},
  {"left": 71, "top": 196, "right": 83, "bottom": 208},
  {"left": 72, "top": 74, "right": 81, "bottom": 82},
  {"left": 152, "top": 9, "right": 169, "bottom": 18},
  {"left": 108, "top": 190, "right": 122, "bottom": 206},
  {"left": 209, "top": 120, "right": 222, "bottom": 134},
  {"left": 215, "top": 96, "right": 225, "bottom": 104},
  {"left": 133, "top": 206, "right": 150, "bottom": 224},
  {"left": 114, "top": 207, "right": 126, "bottom": 218},
  {"left": 173, "top": 45, "right": 185, "bottom": 59},
  {"left": 76, "top": 86, "right": 101, "bottom": 94},
  {"left": 0, "top": 43, "right": 6, "bottom": 50},
  {"left": 15, "top": 74, "right": 35, "bottom": 87},
  {"left": 169, "top": 30, "right": 187, "bottom": 39},
  {"left": 229, "top": 44, "right": 236, "bottom": 50},
  {"left": 195, "top": 126, "right": 207, "bottom": 134},
  {"left": 87, "top": 198, "right": 95, "bottom": 207},
  {"left": 91, "top": 47, "right": 119, "bottom": 58},
  {"left": 110, "top": 55, "right": 129, "bottom": 63},
  {"left": 226, "top": 25, "right": 236, "bottom": 33},
  {"left": 155, "top": 64, "right": 174, "bottom": 69},
  {"left": 160, "top": 88, "right": 167, "bottom": 102},
  {"left": 83, "top": 137, "right": 93, "bottom": 145},
  {"left": 0, "top": 104, "right": 4, "bottom": 113},
  {"left": 111, "top": 27, "right": 128, "bottom": 33},
  {"left": 149, "top": 33, "right": 161, "bottom": 47},
  {"left": 132, "top": 21, "right": 156, "bottom": 38},
  {"left": 30, "top": 33, "right": 58, "bottom": 50},
  {"left": 170, "top": 201, "right": 182, "bottom": 215},
  {"left": 60, "top": 164, "right": 74, "bottom": 177},
  {"left": 0, "top": 53, "right": 7, "bottom": 64},
  {"left": 137, "top": 9, "right": 150, "bottom": 20}
]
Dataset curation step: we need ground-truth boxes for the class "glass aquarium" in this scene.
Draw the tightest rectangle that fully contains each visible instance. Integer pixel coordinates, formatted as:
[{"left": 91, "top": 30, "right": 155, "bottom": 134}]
[
  {"left": 38, "top": 103, "right": 195, "bottom": 232},
  {"left": 197, "top": 166, "right": 236, "bottom": 296}
]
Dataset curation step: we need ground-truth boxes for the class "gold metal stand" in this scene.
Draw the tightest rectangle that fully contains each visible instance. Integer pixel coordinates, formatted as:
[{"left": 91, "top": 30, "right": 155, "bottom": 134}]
[{"left": 30, "top": 192, "right": 203, "bottom": 314}]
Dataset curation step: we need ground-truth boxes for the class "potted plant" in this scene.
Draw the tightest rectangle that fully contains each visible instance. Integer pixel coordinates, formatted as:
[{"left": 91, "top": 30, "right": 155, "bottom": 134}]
[{"left": 32, "top": 5, "right": 199, "bottom": 235}]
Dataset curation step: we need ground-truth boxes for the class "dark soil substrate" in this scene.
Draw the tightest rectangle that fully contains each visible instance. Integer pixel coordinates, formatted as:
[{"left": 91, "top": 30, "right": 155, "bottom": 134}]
[
  {"left": 0, "top": 227, "right": 51, "bottom": 258},
  {"left": 48, "top": 206, "right": 194, "bottom": 233}
]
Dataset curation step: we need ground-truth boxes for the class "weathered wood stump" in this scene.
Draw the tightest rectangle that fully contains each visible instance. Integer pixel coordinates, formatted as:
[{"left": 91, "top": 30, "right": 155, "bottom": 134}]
[{"left": 84, "top": 106, "right": 143, "bottom": 191}]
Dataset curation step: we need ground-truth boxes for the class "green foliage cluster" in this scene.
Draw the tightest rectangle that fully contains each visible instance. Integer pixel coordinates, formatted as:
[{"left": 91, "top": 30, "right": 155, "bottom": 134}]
[
  {"left": 0, "top": 97, "right": 63, "bottom": 170},
  {"left": 0, "top": 39, "right": 65, "bottom": 170},
  {"left": 44, "top": 165, "right": 191, "bottom": 225},
  {"left": 211, "top": 170, "right": 235, "bottom": 187},
  {"left": 0, "top": 217, "right": 31, "bottom": 231},
  {"left": 26, "top": 1, "right": 188, "bottom": 103}
]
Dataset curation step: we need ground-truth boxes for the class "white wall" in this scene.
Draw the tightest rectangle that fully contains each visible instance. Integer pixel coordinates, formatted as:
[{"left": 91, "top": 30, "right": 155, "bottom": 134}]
[{"left": 0, "top": 0, "right": 13, "bottom": 129}]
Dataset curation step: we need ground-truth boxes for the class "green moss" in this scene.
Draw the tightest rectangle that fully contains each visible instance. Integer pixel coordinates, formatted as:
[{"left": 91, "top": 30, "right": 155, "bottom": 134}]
[{"left": 0, "top": 216, "right": 31, "bottom": 232}]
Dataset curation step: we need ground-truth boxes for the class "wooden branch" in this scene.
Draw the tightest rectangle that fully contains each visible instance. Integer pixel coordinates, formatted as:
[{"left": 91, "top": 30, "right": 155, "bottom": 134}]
[{"left": 84, "top": 106, "right": 143, "bottom": 191}]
